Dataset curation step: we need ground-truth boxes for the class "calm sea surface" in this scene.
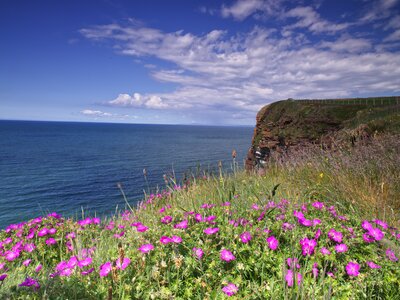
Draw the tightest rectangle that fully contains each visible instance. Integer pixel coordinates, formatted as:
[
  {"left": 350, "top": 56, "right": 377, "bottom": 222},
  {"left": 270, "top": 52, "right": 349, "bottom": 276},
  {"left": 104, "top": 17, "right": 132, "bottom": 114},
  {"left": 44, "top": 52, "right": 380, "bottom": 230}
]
[{"left": 0, "top": 120, "right": 253, "bottom": 229}]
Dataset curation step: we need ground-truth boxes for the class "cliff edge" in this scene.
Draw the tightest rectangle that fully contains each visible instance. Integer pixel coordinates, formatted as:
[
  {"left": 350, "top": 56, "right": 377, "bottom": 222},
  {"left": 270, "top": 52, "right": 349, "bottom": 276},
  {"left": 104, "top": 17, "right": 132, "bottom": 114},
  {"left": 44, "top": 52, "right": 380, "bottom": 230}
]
[{"left": 245, "top": 97, "right": 400, "bottom": 170}]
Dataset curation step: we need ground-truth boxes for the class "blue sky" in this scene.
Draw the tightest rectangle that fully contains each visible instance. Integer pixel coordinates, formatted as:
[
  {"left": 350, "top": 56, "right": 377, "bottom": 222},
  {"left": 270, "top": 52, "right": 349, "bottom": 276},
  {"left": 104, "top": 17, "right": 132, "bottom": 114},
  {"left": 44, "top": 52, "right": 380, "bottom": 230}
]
[{"left": 1, "top": 0, "right": 399, "bottom": 125}]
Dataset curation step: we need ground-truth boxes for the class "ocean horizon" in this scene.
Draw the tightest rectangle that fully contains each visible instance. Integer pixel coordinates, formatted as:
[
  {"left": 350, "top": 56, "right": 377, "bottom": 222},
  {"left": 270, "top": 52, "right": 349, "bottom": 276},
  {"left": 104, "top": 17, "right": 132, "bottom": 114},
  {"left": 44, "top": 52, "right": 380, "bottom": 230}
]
[{"left": 0, "top": 120, "right": 253, "bottom": 229}]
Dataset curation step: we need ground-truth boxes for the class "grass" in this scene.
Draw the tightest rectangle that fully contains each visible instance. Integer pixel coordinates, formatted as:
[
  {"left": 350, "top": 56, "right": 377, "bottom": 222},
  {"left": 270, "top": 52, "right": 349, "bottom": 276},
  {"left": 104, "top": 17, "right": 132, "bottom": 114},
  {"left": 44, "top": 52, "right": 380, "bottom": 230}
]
[{"left": 0, "top": 135, "right": 399, "bottom": 299}]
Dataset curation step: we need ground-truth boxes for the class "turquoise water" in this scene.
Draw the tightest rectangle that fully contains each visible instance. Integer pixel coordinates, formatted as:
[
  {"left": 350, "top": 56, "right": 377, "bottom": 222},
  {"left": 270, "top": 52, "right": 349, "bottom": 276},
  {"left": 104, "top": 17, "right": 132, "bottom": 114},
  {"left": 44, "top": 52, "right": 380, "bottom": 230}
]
[{"left": 0, "top": 120, "right": 252, "bottom": 228}]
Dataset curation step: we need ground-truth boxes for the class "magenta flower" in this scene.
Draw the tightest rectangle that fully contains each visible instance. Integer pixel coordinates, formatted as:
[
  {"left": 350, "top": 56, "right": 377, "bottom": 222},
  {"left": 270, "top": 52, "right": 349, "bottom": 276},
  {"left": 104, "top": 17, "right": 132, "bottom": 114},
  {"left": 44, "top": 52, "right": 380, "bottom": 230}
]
[
  {"left": 138, "top": 244, "right": 154, "bottom": 253},
  {"left": 220, "top": 249, "right": 236, "bottom": 262},
  {"left": 67, "top": 256, "right": 79, "bottom": 268},
  {"left": 366, "top": 261, "right": 381, "bottom": 269},
  {"left": 23, "top": 259, "right": 32, "bottom": 266},
  {"left": 346, "top": 262, "right": 360, "bottom": 277},
  {"left": 37, "top": 228, "right": 49, "bottom": 237},
  {"left": 66, "top": 232, "right": 76, "bottom": 239},
  {"left": 161, "top": 215, "right": 172, "bottom": 224},
  {"left": 363, "top": 233, "right": 374, "bottom": 243},
  {"left": 116, "top": 257, "right": 130, "bottom": 270},
  {"left": 137, "top": 224, "right": 149, "bottom": 232},
  {"left": 285, "top": 270, "right": 302, "bottom": 287},
  {"left": 171, "top": 235, "right": 182, "bottom": 243},
  {"left": 240, "top": 231, "right": 252, "bottom": 243},
  {"left": 0, "top": 263, "right": 5, "bottom": 270},
  {"left": 282, "top": 223, "right": 295, "bottom": 231},
  {"left": 328, "top": 229, "right": 343, "bottom": 243},
  {"left": 81, "top": 268, "right": 95, "bottom": 276},
  {"left": 56, "top": 261, "right": 68, "bottom": 271},
  {"left": 312, "top": 201, "right": 324, "bottom": 210},
  {"left": 320, "top": 247, "right": 331, "bottom": 255},
  {"left": 195, "top": 213, "right": 203, "bottom": 222},
  {"left": 192, "top": 247, "right": 204, "bottom": 259},
  {"left": 5, "top": 250, "right": 20, "bottom": 261},
  {"left": 312, "top": 263, "right": 319, "bottom": 278},
  {"left": 373, "top": 219, "right": 388, "bottom": 229},
  {"left": 35, "top": 264, "right": 42, "bottom": 272},
  {"left": 267, "top": 236, "right": 279, "bottom": 250},
  {"left": 60, "top": 268, "right": 73, "bottom": 277},
  {"left": 362, "top": 220, "right": 373, "bottom": 231},
  {"left": 19, "top": 277, "right": 40, "bottom": 290},
  {"left": 48, "top": 228, "right": 57, "bottom": 235},
  {"left": 386, "top": 249, "right": 398, "bottom": 262},
  {"left": 174, "top": 220, "right": 188, "bottom": 229},
  {"left": 369, "top": 227, "right": 384, "bottom": 241},
  {"left": 298, "top": 218, "right": 312, "bottom": 227},
  {"left": 204, "top": 227, "right": 219, "bottom": 235},
  {"left": 286, "top": 258, "right": 300, "bottom": 269},
  {"left": 0, "top": 274, "right": 7, "bottom": 281},
  {"left": 314, "top": 229, "right": 321, "bottom": 240},
  {"left": 99, "top": 262, "right": 112, "bottom": 277},
  {"left": 222, "top": 283, "right": 238, "bottom": 296},
  {"left": 160, "top": 236, "right": 172, "bottom": 244},
  {"left": 300, "top": 238, "right": 317, "bottom": 256},
  {"left": 335, "top": 243, "right": 348, "bottom": 253},
  {"left": 78, "top": 257, "right": 93, "bottom": 268},
  {"left": 23, "top": 243, "right": 36, "bottom": 253},
  {"left": 252, "top": 204, "right": 260, "bottom": 210},
  {"left": 46, "top": 238, "right": 57, "bottom": 245}
]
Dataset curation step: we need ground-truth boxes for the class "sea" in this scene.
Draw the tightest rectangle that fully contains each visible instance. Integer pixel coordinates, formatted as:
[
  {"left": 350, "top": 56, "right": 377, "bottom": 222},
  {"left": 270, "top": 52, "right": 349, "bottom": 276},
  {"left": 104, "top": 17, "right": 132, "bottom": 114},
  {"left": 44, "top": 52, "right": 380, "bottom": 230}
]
[{"left": 0, "top": 120, "right": 253, "bottom": 229}]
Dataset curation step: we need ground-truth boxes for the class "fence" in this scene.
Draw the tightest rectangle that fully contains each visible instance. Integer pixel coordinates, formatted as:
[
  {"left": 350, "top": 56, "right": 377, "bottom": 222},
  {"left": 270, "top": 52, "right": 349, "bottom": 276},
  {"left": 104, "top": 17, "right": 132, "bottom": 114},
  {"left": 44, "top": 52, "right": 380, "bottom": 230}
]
[{"left": 293, "top": 96, "right": 400, "bottom": 107}]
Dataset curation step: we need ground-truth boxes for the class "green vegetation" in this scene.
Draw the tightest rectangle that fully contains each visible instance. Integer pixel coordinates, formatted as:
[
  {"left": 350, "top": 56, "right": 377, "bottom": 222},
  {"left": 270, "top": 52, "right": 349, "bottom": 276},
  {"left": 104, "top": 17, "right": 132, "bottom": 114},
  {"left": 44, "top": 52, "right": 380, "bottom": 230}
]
[
  {"left": 0, "top": 134, "right": 399, "bottom": 299},
  {"left": 253, "top": 97, "right": 400, "bottom": 148}
]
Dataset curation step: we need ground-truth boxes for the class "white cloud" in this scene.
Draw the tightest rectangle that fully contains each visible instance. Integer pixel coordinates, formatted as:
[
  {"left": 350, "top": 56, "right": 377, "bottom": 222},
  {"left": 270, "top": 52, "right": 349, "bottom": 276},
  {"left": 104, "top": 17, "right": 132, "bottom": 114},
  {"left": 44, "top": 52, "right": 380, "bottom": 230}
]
[
  {"left": 285, "top": 6, "right": 350, "bottom": 34},
  {"left": 81, "top": 109, "right": 112, "bottom": 117},
  {"left": 80, "top": 13, "right": 400, "bottom": 123}
]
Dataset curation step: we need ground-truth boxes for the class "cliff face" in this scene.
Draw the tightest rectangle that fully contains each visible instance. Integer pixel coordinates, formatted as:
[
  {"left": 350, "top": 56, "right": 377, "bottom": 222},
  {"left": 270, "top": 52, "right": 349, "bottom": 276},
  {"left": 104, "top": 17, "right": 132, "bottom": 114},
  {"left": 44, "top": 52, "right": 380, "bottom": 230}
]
[{"left": 245, "top": 97, "right": 400, "bottom": 170}]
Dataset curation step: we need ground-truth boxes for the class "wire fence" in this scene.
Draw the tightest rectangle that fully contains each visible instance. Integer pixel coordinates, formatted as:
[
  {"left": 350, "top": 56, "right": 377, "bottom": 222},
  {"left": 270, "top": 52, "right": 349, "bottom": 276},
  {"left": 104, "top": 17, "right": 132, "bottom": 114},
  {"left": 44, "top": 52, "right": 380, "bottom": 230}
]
[{"left": 293, "top": 96, "right": 400, "bottom": 108}]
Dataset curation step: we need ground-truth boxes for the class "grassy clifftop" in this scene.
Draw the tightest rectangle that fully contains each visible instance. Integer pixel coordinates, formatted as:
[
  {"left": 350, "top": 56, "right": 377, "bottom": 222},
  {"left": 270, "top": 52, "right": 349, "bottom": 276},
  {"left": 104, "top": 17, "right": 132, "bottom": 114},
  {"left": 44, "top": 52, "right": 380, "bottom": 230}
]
[{"left": 247, "top": 97, "right": 400, "bottom": 170}]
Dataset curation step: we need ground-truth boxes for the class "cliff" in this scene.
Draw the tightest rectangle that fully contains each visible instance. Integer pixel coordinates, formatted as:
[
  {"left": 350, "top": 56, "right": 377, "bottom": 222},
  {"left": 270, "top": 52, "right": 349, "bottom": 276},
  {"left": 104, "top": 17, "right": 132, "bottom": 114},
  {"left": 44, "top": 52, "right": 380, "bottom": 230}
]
[{"left": 245, "top": 96, "right": 400, "bottom": 170}]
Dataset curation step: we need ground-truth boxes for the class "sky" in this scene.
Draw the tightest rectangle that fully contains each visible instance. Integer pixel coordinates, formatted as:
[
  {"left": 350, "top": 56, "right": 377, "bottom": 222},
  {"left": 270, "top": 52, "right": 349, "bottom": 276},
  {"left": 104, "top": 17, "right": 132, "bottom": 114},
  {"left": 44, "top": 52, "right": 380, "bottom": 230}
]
[{"left": 1, "top": 0, "right": 400, "bottom": 125}]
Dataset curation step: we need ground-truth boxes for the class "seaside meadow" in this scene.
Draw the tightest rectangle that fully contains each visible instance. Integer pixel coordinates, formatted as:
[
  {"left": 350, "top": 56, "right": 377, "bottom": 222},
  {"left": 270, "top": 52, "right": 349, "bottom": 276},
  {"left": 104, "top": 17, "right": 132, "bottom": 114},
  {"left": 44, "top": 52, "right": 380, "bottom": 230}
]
[{"left": 2, "top": 0, "right": 400, "bottom": 298}]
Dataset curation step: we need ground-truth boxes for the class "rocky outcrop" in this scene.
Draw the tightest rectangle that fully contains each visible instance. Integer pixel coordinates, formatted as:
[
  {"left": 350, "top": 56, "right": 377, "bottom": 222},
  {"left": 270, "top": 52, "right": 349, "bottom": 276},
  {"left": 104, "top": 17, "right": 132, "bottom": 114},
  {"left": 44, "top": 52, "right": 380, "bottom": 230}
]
[{"left": 245, "top": 97, "right": 400, "bottom": 171}]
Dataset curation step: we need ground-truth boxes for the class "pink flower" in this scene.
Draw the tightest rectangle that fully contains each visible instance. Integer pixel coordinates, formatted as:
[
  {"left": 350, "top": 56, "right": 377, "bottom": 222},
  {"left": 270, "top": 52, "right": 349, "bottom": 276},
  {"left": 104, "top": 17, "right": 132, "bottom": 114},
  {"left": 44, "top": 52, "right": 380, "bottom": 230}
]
[
  {"left": 386, "top": 249, "right": 398, "bottom": 262},
  {"left": 267, "top": 236, "right": 279, "bottom": 250},
  {"left": 67, "top": 256, "right": 79, "bottom": 268},
  {"left": 195, "top": 213, "right": 203, "bottom": 222},
  {"left": 81, "top": 268, "right": 94, "bottom": 276},
  {"left": 252, "top": 204, "right": 260, "bottom": 210},
  {"left": 60, "top": 268, "right": 73, "bottom": 277},
  {"left": 204, "top": 227, "right": 219, "bottom": 235},
  {"left": 285, "top": 270, "right": 302, "bottom": 287},
  {"left": 300, "top": 238, "right": 316, "bottom": 256},
  {"left": 99, "top": 262, "right": 112, "bottom": 277},
  {"left": 222, "top": 283, "right": 238, "bottom": 296},
  {"left": 160, "top": 236, "right": 172, "bottom": 244},
  {"left": 363, "top": 233, "right": 375, "bottom": 243},
  {"left": 24, "top": 243, "right": 36, "bottom": 253},
  {"left": 369, "top": 227, "right": 384, "bottom": 241},
  {"left": 78, "top": 257, "right": 93, "bottom": 268},
  {"left": 366, "top": 261, "right": 381, "bottom": 269},
  {"left": 362, "top": 220, "right": 373, "bottom": 231},
  {"left": 312, "top": 263, "right": 319, "bottom": 278},
  {"left": 314, "top": 229, "right": 321, "bottom": 240},
  {"left": 35, "top": 264, "right": 42, "bottom": 272},
  {"left": 346, "top": 262, "right": 360, "bottom": 277},
  {"left": 298, "top": 218, "right": 312, "bottom": 227},
  {"left": 328, "top": 229, "right": 343, "bottom": 243},
  {"left": 66, "top": 232, "right": 76, "bottom": 239},
  {"left": 220, "top": 249, "right": 235, "bottom": 262},
  {"left": 23, "top": 259, "right": 32, "bottom": 266},
  {"left": 240, "top": 231, "right": 252, "bottom": 243},
  {"left": 174, "top": 220, "right": 188, "bottom": 229},
  {"left": 56, "top": 261, "right": 68, "bottom": 271},
  {"left": 320, "top": 247, "right": 331, "bottom": 255},
  {"left": 161, "top": 215, "right": 172, "bottom": 224},
  {"left": 313, "top": 219, "right": 321, "bottom": 226},
  {"left": 192, "top": 247, "right": 204, "bottom": 259},
  {"left": 5, "top": 250, "right": 20, "bottom": 261},
  {"left": 37, "top": 228, "right": 49, "bottom": 237},
  {"left": 48, "top": 228, "right": 57, "bottom": 235},
  {"left": 138, "top": 244, "right": 154, "bottom": 253},
  {"left": 19, "top": 277, "right": 40, "bottom": 290},
  {"left": 335, "top": 243, "right": 348, "bottom": 253},
  {"left": 137, "top": 224, "right": 149, "bottom": 232},
  {"left": 171, "top": 235, "right": 182, "bottom": 243},
  {"left": 46, "top": 238, "right": 57, "bottom": 245},
  {"left": 286, "top": 258, "right": 300, "bottom": 269},
  {"left": 373, "top": 219, "right": 388, "bottom": 229},
  {"left": 312, "top": 202, "right": 324, "bottom": 210},
  {"left": 116, "top": 257, "right": 130, "bottom": 270}
]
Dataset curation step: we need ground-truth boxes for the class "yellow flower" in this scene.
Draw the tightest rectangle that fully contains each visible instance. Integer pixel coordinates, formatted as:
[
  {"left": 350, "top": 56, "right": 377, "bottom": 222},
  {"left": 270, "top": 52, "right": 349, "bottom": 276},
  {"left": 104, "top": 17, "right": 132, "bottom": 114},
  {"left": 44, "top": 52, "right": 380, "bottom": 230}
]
[{"left": 319, "top": 173, "right": 324, "bottom": 178}]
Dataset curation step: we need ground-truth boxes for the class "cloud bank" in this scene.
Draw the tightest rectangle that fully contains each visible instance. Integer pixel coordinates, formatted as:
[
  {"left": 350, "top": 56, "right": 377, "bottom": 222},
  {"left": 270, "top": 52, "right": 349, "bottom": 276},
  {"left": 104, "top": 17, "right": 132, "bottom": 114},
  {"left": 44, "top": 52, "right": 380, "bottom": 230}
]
[{"left": 80, "top": 0, "right": 400, "bottom": 124}]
